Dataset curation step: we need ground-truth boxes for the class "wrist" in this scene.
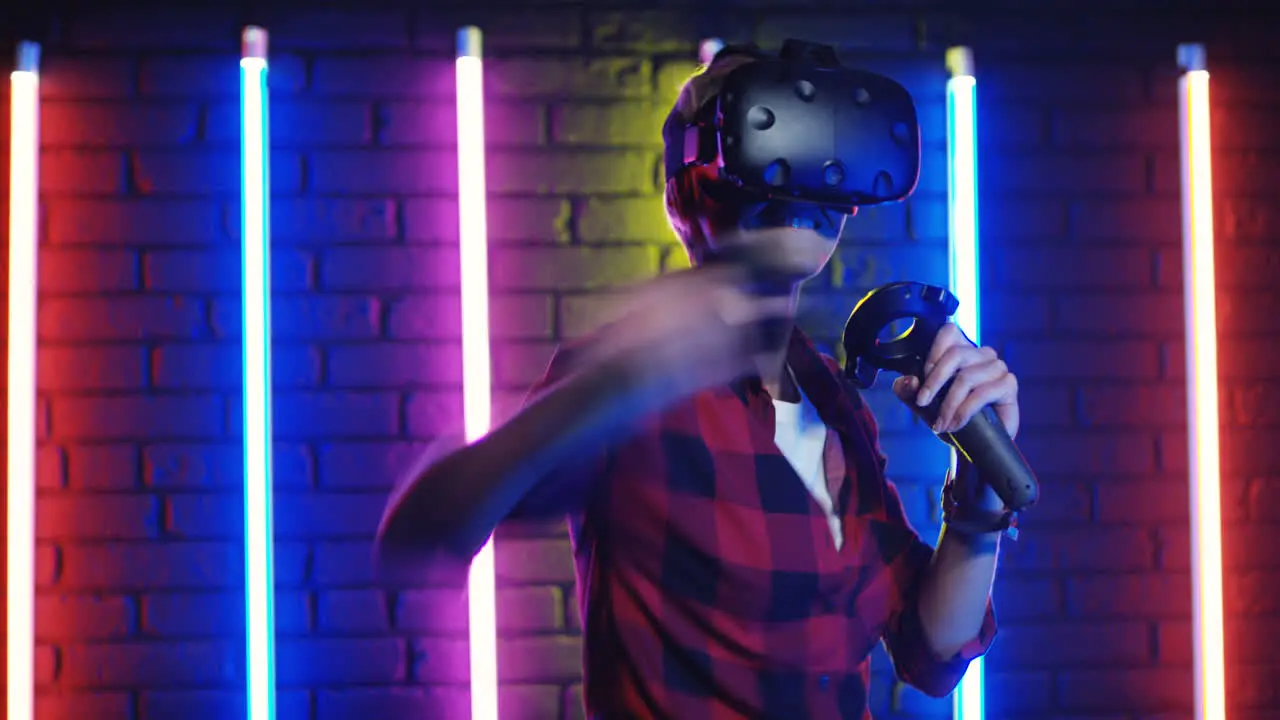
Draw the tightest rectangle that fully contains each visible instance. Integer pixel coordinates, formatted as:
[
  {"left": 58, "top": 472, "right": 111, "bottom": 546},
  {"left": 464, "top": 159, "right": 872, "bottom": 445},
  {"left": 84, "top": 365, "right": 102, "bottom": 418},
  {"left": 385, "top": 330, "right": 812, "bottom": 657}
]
[
  {"left": 955, "top": 458, "right": 1005, "bottom": 513},
  {"left": 973, "top": 480, "right": 1007, "bottom": 514},
  {"left": 941, "top": 523, "right": 1003, "bottom": 553},
  {"left": 941, "top": 463, "right": 1019, "bottom": 541}
]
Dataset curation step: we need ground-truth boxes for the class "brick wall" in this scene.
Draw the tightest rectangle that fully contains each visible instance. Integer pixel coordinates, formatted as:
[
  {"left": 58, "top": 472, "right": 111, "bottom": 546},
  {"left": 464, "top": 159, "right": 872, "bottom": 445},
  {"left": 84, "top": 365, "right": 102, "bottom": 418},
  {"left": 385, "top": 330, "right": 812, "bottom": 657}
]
[{"left": 4, "top": 3, "right": 1278, "bottom": 719}]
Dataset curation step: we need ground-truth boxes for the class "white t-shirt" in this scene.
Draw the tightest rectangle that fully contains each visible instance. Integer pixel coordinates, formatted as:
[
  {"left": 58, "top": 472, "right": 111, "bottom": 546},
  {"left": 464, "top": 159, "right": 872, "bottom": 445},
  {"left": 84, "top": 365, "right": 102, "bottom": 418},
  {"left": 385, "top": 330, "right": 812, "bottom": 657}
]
[{"left": 771, "top": 369, "right": 843, "bottom": 550}]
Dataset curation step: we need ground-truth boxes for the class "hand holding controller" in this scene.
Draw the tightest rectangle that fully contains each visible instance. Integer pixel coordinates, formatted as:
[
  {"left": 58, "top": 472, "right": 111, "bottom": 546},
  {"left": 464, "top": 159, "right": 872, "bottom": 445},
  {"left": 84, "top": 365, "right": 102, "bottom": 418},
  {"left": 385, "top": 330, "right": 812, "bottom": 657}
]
[{"left": 841, "top": 281, "right": 1040, "bottom": 513}]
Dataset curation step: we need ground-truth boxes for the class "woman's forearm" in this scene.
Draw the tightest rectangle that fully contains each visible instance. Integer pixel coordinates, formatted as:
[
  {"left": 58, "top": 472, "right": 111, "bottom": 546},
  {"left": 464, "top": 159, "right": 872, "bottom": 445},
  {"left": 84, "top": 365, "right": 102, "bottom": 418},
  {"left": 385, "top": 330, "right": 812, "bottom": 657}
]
[
  {"left": 376, "top": 354, "right": 660, "bottom": 569},
  {"left": 915, "top": 462, "right": 1003, "bottom": 658},
  {"left": 915, "top": 524, "right": 1000, "bottom": 658}
]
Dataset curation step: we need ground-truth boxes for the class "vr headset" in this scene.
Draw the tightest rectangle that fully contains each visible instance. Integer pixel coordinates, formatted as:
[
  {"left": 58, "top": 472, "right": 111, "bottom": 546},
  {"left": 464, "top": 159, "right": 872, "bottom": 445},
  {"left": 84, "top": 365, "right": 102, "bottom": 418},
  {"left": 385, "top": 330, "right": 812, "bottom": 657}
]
[{"left": 662, "top": 39, "right": 921, "bottom": 234}]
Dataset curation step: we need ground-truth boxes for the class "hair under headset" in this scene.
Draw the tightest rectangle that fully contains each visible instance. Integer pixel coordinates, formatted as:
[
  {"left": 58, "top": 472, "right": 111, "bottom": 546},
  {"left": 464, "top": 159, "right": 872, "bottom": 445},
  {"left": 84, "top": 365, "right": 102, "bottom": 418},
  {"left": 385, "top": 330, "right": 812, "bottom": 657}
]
[{"left": 661, "top": 46, "right": 764, "bottom": 265}]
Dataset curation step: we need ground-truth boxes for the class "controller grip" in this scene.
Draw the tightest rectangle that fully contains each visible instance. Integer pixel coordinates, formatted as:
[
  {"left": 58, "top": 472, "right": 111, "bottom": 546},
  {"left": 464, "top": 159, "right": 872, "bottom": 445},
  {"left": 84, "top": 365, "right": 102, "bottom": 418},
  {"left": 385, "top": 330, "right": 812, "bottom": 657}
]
[{"left": 946, "top": 406, "right": 1040, "bottom": 511}]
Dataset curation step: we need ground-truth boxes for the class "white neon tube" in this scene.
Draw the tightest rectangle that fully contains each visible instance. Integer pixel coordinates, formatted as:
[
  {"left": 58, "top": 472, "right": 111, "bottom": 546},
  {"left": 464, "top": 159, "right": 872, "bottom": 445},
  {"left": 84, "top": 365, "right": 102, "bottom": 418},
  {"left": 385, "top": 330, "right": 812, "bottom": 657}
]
[
  {"left": 457, "top": 25, "right": 498, "bottom": 720},
  {"left": 945, "top": 45, "right": 985, "bottom": 720},
  {"left": 240, "top": 25, "right": 278, "bottom": 720},
  {"left": 698, "top": 38, "right": 725, "bottom": 66},
  {"left": 7, "top": 40, "right": 41, "bottom": 720},
  {"left": 1177, "top": 42, "right": 1226, "bottom": 720}
]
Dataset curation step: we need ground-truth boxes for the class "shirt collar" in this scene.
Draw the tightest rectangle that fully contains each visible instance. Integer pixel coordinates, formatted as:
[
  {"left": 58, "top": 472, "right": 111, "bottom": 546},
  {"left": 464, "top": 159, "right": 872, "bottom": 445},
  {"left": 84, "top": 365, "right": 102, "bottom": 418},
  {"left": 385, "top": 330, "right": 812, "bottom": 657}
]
[{"left": 729, "top": 329, "right": 860, "bottom": 434}]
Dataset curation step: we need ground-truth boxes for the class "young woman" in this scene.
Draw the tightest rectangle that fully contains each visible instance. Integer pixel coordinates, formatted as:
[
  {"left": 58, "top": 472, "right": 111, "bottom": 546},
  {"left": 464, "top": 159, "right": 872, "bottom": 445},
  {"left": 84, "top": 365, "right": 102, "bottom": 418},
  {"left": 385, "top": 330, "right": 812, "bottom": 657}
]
[{"left": 376, "top": 48, "right": 1019, "bottom": 718}]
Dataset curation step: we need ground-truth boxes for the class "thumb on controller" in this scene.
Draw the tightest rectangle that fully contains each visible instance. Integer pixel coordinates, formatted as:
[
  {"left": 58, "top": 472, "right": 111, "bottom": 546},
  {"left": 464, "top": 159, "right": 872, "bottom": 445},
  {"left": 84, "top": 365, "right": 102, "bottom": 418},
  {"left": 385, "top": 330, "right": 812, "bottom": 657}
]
[{"left": 892, "top": 375, "right": 922, "bottom": 405}]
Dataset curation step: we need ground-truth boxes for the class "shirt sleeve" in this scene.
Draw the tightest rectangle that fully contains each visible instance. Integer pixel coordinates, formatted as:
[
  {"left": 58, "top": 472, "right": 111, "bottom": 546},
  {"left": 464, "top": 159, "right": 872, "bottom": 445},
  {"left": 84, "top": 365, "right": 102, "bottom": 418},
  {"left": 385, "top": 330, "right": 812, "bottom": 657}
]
[
  {"left": 848, "top": 388, "right": 998, "bottom": 698},
  {"left": 503, "top": 341, "right": 611, "bottom": 522},
  {"left": 883, "top": 577, "right": 998, "bottom": 698}
]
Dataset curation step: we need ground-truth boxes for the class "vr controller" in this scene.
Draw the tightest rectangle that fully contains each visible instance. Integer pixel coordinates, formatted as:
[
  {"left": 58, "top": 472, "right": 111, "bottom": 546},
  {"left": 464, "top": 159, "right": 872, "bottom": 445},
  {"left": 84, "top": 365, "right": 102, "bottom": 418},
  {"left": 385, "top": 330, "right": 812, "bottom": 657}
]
[
  {"left": 662, "top": 39, "right": 921, "bottom": 218},
  {"left": 842, "top": 282, "right": 1041, "bottom": 514}
]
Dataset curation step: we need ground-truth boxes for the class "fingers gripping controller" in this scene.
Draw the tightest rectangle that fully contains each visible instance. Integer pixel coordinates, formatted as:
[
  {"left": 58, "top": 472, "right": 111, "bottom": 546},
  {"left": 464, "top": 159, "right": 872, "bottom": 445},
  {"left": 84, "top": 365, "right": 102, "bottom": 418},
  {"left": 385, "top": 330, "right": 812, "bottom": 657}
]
[{"left": 841, "top": 281, "right": 1040, "bottom": 514}]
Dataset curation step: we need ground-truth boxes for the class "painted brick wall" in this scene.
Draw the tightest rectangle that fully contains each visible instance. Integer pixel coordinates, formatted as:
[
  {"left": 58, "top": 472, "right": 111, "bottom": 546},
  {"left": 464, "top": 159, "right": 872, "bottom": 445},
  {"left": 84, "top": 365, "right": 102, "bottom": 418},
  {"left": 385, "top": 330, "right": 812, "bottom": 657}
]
[{"left": 4, "top": 3, "right": 1278, "bottom": 719}]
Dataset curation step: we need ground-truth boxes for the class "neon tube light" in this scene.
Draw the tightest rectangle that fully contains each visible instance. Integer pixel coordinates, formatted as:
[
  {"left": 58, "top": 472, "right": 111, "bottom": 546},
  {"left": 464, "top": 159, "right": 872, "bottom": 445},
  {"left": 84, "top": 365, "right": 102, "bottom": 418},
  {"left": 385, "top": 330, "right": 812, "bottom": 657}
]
[
  {"left": 457, "top": 25, "right": 498, "bottom": 720},
  {"left": 698, "top": 37, "right": 725, "bottom": 66},
  {"left": 945, "top": 45, "right": 984, "bottom": 720},
  {"left": 7, "top": 40, "right": 41, "bottom": 720},
  {"left": 240, "top": 26, "right": 277, "bottom": 720},
  {"left": 1177, "top": 42, "right": 1226, "bottom": 720}
]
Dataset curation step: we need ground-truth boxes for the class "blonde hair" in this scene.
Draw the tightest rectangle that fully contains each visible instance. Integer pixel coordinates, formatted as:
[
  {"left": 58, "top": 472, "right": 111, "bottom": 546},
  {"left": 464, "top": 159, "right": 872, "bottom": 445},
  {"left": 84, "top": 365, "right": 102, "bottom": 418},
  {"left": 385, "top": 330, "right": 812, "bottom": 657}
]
[{"left": 662, "top": 52, "right": 757, "bottom": 264}]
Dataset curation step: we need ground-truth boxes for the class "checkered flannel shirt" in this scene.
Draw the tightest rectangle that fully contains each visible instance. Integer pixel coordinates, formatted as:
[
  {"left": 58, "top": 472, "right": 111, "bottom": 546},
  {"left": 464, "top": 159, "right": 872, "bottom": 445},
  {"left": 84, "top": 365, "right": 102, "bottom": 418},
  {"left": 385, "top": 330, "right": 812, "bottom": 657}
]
[{"left": 509, "top": 329, "right": 997, "bottom": 719}]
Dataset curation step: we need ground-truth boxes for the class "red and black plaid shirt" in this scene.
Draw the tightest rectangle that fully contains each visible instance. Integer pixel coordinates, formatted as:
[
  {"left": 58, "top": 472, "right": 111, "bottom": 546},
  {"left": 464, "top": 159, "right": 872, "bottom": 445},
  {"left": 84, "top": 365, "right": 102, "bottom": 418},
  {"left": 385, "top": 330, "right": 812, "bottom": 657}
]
[{"left": 511, "top": 329, "right": 997, "bottom": 719}]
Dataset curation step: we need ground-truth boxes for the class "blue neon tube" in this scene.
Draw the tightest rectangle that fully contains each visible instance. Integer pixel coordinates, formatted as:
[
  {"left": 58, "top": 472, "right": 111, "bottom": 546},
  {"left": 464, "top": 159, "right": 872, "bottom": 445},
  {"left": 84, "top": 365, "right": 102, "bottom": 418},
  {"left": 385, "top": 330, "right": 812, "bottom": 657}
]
[
  {"left": 240, "top": 25, "right": 277, "bottom": 720},
  {"left": 945, "top": 45, "right": 984, "bottom": 720}
]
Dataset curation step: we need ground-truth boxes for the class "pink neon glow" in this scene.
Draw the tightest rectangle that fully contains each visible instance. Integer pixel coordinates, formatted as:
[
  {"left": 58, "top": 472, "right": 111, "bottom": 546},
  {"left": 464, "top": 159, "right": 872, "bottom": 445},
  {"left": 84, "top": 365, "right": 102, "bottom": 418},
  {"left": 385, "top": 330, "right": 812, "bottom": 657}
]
[
  {"left": 1177, "top": 43, "right": 1226, "bottom": 720},
  {"left": 456, "top": 25, "right": 498, "bottom": 720},
  {"left": 8, "top": 41, "right": 41, "bottom": 720}
]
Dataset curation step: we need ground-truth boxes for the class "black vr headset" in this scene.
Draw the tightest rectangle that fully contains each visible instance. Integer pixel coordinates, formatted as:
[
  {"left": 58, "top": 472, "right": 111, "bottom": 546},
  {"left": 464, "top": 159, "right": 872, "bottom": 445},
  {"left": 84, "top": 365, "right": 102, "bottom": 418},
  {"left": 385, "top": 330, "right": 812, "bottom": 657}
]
[{"left": 662, "top": 39, "right": 921, "bottom": 237}]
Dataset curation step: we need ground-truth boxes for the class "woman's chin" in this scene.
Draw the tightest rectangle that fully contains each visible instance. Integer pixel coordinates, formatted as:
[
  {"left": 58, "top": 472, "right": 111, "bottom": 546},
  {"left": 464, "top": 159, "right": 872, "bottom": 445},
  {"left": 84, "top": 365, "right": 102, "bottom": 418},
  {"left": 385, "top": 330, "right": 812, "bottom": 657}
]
[{"left": 709, "top": 226, "right": 838, "bottom": 281}]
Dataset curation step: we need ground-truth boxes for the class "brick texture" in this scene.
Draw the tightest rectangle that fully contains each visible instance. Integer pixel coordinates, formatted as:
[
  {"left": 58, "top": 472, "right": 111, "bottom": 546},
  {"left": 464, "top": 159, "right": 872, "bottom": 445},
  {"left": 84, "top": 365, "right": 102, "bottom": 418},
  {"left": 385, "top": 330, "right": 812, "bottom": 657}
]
[{"left": 6, "top": 3, "right": 1279, "bottom": 719}]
